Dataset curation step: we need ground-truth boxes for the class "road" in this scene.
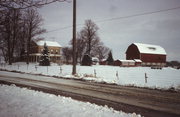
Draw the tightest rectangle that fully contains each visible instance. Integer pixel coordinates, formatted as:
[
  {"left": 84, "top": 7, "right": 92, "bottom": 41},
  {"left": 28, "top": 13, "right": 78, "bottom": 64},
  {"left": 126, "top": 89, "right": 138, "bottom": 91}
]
[{"left": 0, "top": 70, "right": 180, "bottom": 117}]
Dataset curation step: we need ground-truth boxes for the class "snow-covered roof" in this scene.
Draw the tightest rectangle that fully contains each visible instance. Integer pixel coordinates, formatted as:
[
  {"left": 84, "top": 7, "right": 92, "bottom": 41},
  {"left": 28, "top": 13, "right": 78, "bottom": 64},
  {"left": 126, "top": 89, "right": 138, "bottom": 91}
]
[
  {"left": 92, "top": 57, "right": 99, "bottom": 62},
  {"left": 119, "top": 60, "right": 135, "bottom": 63},
  {"left": 35, "top": 40, "right": 62, "bottom": 47},
  {"left": 134, "top": 59, "right": 142, "bottom": 62},
  {"left": 133, "top": 43, "right": 166, "bottom": 55}
]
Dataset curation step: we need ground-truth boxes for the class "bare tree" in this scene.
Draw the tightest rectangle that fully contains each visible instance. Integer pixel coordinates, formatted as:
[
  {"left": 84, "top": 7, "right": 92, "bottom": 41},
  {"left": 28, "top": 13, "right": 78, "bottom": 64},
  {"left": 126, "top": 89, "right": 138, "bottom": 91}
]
[
  {"left": 15, "top": 18, "right": 27, "bottom": 61},
  {"left": 62, "top": 47, "right": 72, "bottom": 64},
  {"left": 92, "top": 45, "right": 110, "bottom": 60},
  {"left": 0, "top": 0, "right": 67, "bottom": 64},
  {"left": 80, "top": 19, "right": 100, "bottom": 55},
  {"left": 24, "top": 8, "right": 46, "bottom": 64},
  {"left": 0, "top": 10, "right": 7, "bottom": 62},
  {"left": 74, "top": 33, "right": 86, "bottom": 63},
  {"left": 0, "top": 8, "right": 22, "bottom": 64},
  {"left": 73, "top": 19, "right": 110, "bottom": 61},
  {"left": 0, "top": 8, "right": 45, "bottom": 64},
  {"left": 0, "top": 0, "right": 68, "bottom": 9}
]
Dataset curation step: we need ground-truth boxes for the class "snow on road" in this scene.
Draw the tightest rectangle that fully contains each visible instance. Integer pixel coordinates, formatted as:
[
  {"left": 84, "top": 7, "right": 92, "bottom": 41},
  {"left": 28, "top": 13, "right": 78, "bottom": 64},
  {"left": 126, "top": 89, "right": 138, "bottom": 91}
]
[
  {"left": 0, "top": 62, "right": 180, "bottom": 90},
  {"left": 0, "top": 84, "right": 141, "bottom": 117}
]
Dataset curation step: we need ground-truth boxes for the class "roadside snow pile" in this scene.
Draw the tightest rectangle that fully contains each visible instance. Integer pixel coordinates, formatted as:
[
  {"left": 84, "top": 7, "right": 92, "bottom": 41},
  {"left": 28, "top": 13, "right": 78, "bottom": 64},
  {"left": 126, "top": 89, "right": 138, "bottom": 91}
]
[
  {"left": 0, "top": 84, "right": 141, "bottom": 117},
  {"left": 0, "top": 62, "right": 180, "bottom": 90}
]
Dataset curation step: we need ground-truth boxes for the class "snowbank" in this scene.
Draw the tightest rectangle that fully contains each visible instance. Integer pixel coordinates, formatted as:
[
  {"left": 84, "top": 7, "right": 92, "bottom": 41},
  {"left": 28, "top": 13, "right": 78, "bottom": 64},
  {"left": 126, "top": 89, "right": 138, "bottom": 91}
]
[{"left": 0, "top": 84, "right": 141, "bottom": 117}]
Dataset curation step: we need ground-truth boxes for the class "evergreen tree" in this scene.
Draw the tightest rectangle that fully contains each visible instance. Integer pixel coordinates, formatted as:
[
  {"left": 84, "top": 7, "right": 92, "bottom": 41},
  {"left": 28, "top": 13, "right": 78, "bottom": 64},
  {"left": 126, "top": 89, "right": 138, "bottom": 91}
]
[
  {"left": 81, "top": 54, "right": 92, "bottom": 66},
  {"left": 39, "top": 43, "right": 50, "bottom": 66},
  {"left": 106, "top": 51, "right": 114, "bottom": 65}
]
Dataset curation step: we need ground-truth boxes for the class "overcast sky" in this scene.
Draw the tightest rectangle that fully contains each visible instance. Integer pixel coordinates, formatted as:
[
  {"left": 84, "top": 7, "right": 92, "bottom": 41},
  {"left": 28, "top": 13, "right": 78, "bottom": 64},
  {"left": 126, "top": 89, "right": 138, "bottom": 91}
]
[{"left": 39, "top": 0, "right": 180, "bottom": 61}]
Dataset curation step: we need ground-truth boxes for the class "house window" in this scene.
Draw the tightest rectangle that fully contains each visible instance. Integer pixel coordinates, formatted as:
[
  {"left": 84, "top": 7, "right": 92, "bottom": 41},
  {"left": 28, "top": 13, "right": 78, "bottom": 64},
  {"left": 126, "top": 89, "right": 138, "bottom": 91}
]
[
  {"left": 51, "top": 50, "right": 53, "bottom": 54},
  {"left": 56, "top": 50, "right": 58, "bottom": 54}
]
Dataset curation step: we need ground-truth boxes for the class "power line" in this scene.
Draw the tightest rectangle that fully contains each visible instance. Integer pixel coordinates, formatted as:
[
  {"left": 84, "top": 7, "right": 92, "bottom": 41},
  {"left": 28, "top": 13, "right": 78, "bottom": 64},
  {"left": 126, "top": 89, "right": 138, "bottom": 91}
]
[
  {"left": 46, "top": 6, "right": 180, "bottom": 33},
  {"left": 46, "top": 23, "right": 84, "bottom": 33},
  {"left": 96, "top": 6, "right": 180, "bottom": 23},
  {"left": 47, "top": 25, "right": 72, "bottom": 33}
]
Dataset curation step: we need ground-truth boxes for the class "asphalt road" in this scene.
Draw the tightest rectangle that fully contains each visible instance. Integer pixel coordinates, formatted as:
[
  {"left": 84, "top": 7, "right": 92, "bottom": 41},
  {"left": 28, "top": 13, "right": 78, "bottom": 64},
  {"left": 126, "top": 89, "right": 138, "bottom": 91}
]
[{"left": 0, "top": 71, "right": 180, "bottom": 117}]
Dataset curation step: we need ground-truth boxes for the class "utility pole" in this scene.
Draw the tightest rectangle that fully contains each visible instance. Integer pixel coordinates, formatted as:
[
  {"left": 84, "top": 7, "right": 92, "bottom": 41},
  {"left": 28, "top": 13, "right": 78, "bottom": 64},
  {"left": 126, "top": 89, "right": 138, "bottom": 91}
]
[{"left": 72, "top": 0, "right": 76, "bottom": 75}]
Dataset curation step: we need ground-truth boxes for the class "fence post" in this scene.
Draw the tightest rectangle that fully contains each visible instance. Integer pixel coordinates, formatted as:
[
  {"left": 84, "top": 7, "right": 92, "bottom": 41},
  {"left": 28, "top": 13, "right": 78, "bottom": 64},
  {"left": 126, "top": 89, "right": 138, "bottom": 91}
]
[
  {"left": 27, "top": 64, "right": 29, "bottom": 70},
  {"left": 35, "top": 65, "right": 37, "bottom": 71},
  {"left": 94, "top": 69, "right": 96, "bottom": 77},
  {"left": 145, "top": 73, "right": 148, "bottom": 83},
  {"left": 60, "top": 66, "right": 62, "bottom": 74},
  {"left": 116, "top": 71, "right": 119, "bottom": 80}
]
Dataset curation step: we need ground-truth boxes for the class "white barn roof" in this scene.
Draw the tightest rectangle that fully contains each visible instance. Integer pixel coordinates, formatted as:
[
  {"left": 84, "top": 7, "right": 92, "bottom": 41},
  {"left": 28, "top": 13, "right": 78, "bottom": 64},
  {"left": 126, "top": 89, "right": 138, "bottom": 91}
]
[
  {"left": 133, "top": 43, "right": 166, "bottom": 55},
  {"left": 35, "top": 40, "right": 62, "bottom": 47}
]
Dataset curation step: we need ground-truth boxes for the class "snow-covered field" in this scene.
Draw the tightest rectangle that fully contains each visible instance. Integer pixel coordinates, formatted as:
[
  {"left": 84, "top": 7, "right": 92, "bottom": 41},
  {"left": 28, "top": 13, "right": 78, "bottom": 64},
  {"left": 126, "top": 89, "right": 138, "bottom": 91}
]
[
  {"left": 0, "top": 84, "right": 140, "bottom": 117},
  {"left": 0, "top": 62, "right": 180, "bottom": 90}
]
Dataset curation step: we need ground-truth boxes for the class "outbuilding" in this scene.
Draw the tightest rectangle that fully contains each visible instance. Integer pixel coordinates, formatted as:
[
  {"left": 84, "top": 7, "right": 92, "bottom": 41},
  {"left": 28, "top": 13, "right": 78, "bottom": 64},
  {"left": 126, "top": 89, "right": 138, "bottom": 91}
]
[
  {"left": 126, "top": 43, "right": 166, "bottom": 66},
  {"left": 114, "top": 59, "right": 135, "bottom": 67},
  {"left": 134, "top": 59, "right": 142, "bottom": 66},
  {"left": 92, "top": 57, "right": 99, "bottom": 65},
  {"left": 120, "top": 60, "right": 136, "bottom": 67}
]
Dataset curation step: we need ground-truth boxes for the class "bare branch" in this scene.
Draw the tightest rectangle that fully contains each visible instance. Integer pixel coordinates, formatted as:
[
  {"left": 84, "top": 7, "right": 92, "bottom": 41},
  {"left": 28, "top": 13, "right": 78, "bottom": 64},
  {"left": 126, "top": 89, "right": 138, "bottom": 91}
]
[{"left": 0, "top": 0, "right": 69, "bottom": 9}]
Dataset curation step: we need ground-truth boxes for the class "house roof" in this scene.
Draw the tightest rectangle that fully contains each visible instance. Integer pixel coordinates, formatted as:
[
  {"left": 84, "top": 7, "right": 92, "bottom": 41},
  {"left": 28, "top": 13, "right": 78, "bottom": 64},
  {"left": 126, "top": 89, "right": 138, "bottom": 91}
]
[
  {"left": 92, "top": 57, "right": 99, "bottom": 61},
  {"left": 35, "top": 40, "right": 62, "bottom": 47},
  {"left": 133, "top": 43, "right": 166, "bottom": 55}
]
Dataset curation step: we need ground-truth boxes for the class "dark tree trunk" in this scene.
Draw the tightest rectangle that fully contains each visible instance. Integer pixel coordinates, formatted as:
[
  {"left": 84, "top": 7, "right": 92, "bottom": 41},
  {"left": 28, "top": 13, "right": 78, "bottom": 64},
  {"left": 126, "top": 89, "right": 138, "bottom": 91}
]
[
  {"left": 26, "top": 32, "right": 31, "bottom": 64},
  {"left": 7, "top": 34, "right": 12, "bottom": 65}
]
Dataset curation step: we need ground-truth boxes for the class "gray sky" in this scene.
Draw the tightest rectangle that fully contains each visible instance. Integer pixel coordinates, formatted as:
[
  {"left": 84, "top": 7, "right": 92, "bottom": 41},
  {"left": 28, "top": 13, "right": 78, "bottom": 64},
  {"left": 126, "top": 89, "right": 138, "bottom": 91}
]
[{"left": 39, "top": 0, "right": 180, "bottom": 61}]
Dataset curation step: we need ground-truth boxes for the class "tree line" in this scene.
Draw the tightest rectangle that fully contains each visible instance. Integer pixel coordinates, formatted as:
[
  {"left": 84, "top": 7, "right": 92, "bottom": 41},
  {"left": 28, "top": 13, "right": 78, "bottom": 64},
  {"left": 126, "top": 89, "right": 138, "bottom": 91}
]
[{"left": 62, "top": 19, "right": 110, "bottom": 64}]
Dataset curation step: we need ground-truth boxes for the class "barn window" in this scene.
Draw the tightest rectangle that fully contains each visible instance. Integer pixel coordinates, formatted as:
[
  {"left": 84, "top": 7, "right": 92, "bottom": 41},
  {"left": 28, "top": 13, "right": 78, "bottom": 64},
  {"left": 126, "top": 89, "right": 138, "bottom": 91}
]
[{"left": 148, "top": 47, "right": 156, "bottom": 50}]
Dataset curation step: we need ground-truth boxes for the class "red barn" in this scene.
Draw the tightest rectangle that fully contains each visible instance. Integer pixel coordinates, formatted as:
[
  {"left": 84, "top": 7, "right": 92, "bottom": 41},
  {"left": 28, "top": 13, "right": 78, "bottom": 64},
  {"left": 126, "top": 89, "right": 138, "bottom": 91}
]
[{"left": 126, "top": 43, "right": 166, "bottom": 66}]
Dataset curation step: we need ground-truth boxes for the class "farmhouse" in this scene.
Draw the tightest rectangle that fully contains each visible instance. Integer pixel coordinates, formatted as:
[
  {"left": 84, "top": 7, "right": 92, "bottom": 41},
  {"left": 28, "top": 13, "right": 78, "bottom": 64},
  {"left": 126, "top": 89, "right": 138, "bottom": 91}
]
[
  {"left": 126, "top": 43, "right": 166, "bottom": 66},
  {"left": 29, "top": 40, "right": 62, "bottom": 63}
]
